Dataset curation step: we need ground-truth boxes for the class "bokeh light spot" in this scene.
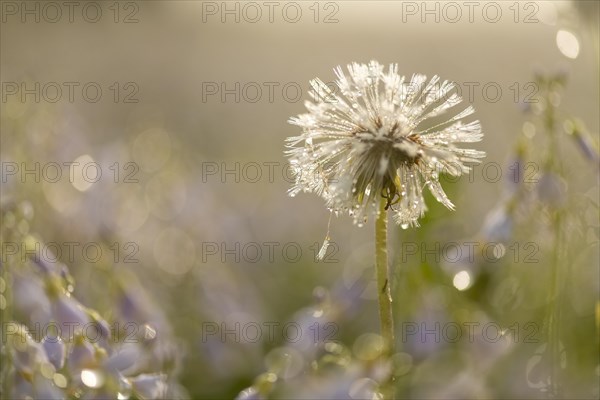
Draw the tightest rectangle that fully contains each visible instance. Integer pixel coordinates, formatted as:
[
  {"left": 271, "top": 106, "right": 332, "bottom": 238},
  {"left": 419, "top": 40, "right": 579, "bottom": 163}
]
[
  {"left": 81, "top": 369, "right": 104, "bottom": 388},
  {"left": 132, "top": 128, "right": 171, "bottom": 173},
  {"left": 153, "top": 227, "right": 195, "bottom": 274},
  {"left": 71, "top": 154, "right": 96, "bottom": 192},
  {"left": 453, "top": 270, "right": 472, "bottom": 291},
  {"left": 556, "top": 30, "right": 580, "bottom": 59}
]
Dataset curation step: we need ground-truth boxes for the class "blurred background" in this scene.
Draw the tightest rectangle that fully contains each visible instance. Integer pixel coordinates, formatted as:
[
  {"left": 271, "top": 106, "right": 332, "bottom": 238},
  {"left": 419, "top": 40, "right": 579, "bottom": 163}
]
[{"left": 1, "top": 1, "right": 599, "bottom": 399}]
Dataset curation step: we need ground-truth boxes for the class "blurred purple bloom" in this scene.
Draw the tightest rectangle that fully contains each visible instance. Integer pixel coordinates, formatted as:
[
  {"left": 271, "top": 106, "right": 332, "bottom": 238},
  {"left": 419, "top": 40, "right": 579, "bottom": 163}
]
[
  {"left": 51, "top": 295, "right": 90, "bottom": 339},
  {"left": 537, "top": 172, "right": 567, "bottom": 208},
  {"left": 33, "top": 373, "right": 65, "bottom": 400},
  {"left": 68, "top": 337, "right": 96, "bottom": 372},
  {"left": 130, "top": 373, "right": 168, "bottom": 400},
  {"left": 481, "top": 206, "right": 513, "bottom": 243},
  {"left": 12, "top": 273, "right": 51, "bottom": 326},
  {"left": 104, "top": 343, "right": 143, "bottom": 375},
  {"left": 10, "top": 332, "right": 49, "bottom": 376},
  {"left": 42, "top": 334, "right": 66, "bottom": 370},
  {"left": 567, "top": 124, "right": 600, "bottom": 163}
]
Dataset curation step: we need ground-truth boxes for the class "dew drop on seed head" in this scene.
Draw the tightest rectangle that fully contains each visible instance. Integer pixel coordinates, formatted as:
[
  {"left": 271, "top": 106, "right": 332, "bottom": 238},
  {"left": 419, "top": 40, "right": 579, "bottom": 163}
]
[{"left": 401, "top": 223, "right": 409, "bottom": 229}]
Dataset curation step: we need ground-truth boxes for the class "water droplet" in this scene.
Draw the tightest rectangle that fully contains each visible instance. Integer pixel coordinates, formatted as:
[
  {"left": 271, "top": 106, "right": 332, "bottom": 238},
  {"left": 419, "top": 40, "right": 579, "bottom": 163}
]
[
  {"left": 400, "top": 223, "right": 409, "bottom": 229},
  {"left": 493, "top": 243, "right": 506, "bottom": 259},
  {"left": 118, "top": 376, "right": 132, "bottom": 399},
  {"left": 265, "top": 348, "right": 304, "bottom": 379},
  {"left": 353, "top": 333, "right": 385, "bottom": 361},
  {"left": 141, "top": 324, "right": 157, "bottom": 342},
  {"left": 317, "top": 238, "right": 330, "bottom": 261},
  {"left": 53, "top": 373, "right": 68, "bottom": 388},
  {"left": 81, "top": 369, "right": 104, "bottom": 388},
  {"left": 391, "top": 352, "right": 413, "bottom": 376}
]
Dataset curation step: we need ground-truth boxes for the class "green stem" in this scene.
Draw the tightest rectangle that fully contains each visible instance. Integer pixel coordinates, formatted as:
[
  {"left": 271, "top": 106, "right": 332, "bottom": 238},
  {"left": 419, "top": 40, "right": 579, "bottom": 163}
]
[
  {"left": 546, "top": 210, "right": 562, "bottom": 397},
  {"left": 375, "top": 198, "right": 395, "bottom": 397},
  {"left": 543, "top": 81, "right": 563, "bottom": 397}
]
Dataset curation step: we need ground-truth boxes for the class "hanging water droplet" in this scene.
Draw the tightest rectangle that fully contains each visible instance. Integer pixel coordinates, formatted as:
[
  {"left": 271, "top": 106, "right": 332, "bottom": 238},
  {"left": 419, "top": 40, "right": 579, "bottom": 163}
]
[
  {"left": 317, "top": 237, "right": 330, "bottom": 261},
  {"left": 400, "top": 223, "right": 409, "bottom": 229}
]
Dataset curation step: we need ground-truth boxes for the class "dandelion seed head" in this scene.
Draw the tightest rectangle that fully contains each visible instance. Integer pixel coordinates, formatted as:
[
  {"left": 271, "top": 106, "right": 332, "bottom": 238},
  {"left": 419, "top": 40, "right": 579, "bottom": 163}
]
[{"left": 286, "top": 61, "right": 485, "bottom": 226}]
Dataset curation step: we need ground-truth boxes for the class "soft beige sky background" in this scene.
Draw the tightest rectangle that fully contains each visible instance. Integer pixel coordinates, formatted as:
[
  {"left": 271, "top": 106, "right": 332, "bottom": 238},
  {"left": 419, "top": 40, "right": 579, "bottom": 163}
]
[{"left": 2, "top": 0, "right": 598, "bottom": 267}]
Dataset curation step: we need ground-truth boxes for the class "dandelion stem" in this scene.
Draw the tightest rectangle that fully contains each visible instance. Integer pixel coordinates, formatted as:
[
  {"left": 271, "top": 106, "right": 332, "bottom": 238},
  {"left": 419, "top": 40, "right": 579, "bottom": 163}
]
[
  {"left": 375, "top": 197, "right": 395, "bottom": 397},
  {"left": 547, "top": 211, "right": 562, "bottom": 397}
]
